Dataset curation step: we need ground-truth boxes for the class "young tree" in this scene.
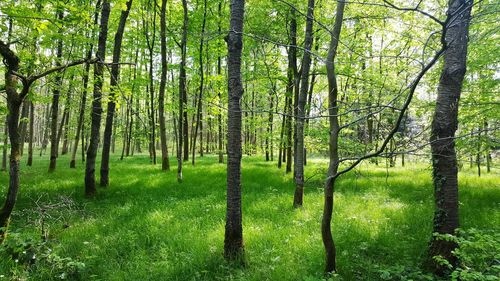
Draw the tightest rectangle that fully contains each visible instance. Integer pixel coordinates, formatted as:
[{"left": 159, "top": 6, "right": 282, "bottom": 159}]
[{"left": 224, "top": 0, "right": 245, "bottom": 262}]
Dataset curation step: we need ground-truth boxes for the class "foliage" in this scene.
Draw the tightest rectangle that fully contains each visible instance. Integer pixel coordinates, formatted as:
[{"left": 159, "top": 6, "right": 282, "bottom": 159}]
[{"left": 1, "top": 230, "right": 86, "bottom": 280}]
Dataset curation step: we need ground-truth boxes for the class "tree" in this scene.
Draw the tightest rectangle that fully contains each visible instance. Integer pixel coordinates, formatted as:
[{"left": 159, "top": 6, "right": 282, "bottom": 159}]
[
  {"left": 293, "top": 0, "right": 315, "bottom": 208},
  {"left": 0, "top": 39, "right": 94, "bottom": 242},
  {"left": 322, "top": 0, "right": 345, "bottom": 272},
  {"left": 177, "top": 0, "right": 188, "bottom": 181},
  {"left": 85, "top": 0, "right": 111, "bottom": 197},
  {"left": 159, "top": 0, "right": 170, "bottom": 171},
  {"left": 70, "top": 2, "right": 99, "bottom": 169},
  {"left": 191, "top": 0, "right": 208, "bottom": 166},
  {"left": 100, "top": 0, "right": 133, "bottom": 187},
  {"left": 48, "top": 9, "right": 64, "bottom": 172},
  {"left": 427, "top": 0, "right": 473, "bottom": 275},
  {"left": 224, "top": 0, "right": 245, "bottom": 262}
]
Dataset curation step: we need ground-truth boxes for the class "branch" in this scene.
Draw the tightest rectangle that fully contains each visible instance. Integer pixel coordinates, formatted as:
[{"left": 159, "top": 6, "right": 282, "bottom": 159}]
[
  {"left": 325, "top": 26, "right": 449, "bottom": 185},
  {"left": 382, "top": 0, "right": 444, "bottom": 26}
]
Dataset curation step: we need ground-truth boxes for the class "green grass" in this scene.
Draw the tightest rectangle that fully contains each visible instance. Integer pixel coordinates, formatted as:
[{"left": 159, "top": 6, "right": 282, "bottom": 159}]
[{"left": 0, "top": 153, "right": 498, "bottom": 280}]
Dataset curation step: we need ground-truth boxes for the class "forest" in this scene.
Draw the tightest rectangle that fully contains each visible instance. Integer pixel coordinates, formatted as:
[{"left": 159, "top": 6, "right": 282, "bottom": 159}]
[{"left": 0, "top": 0, "right": 499, "bottom": 280}]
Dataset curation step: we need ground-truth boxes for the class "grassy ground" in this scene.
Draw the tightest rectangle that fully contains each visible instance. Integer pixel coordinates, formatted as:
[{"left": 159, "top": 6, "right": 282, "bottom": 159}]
[{"left": 0, "top": 153, "right": 498, "bottom": 280}]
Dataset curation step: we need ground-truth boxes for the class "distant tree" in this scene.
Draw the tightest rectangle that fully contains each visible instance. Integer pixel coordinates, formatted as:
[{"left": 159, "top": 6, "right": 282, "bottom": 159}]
[{"left": 48, "top": 9, "right": 64, "bottom": 172}]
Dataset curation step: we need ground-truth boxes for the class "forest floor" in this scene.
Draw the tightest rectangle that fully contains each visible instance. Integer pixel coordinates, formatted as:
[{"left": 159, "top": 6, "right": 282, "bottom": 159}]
[{"left": 0, "top": 154, "right": 498, "bottom": 280}]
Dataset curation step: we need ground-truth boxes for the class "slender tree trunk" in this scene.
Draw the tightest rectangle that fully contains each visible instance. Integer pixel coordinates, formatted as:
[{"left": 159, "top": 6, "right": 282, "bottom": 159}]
[
  {"left": 48, "top": 10, "right": 64, "bottom": 172},
  {"left": 265, "top": 86, "right": 274, "bottom": 161},
  {"left": 159, "top": 0, "right": 170, "bottom": 171},
  {"left": 322, "top": 1, "right": 345, "bottom": 273},
  {"left": 218, "top": 1, "right": 224, "bottom": 164},
  {"left": 18, "top": 100, "right": 29, "bottom": 156},
  {"left": 100, "top": 0, "right": 132, "bottom": 186},
  {"left": 85, "top": 0, "right": 111, "bottom": 196},
  {"left": 60, "top": 74, "right": 75, "bottom": 156},
  {"left": 224, "top": 0, "right": 245, "bottom": 262},
  {"left": 27, "top": 102, "right": 34, "bottom": 166},
  {"left": 2, "top": 117, "right": 8, "bottom": 171},
  {"left": 69, "top": 52, "right": 93, "bottom": 168},
  {"left": 427, "top": 0, "right": 472, "bottom": 275},
  {"left": 177, "top": 0, "right": 188, "bottom": 181},
  {"left": 192, "top": 0, "right": 207, "bottom": 166},
  {"left": 293, "top": 0, "right": 315, "bottom": 208},
  {"left": 278, "top": 97, "right": 286, "bottom": 169}
]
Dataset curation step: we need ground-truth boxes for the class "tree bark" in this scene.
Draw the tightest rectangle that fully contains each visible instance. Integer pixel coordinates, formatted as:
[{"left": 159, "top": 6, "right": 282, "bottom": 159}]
[
  {"left": 224, "top": 0, "right": 245, "bottom": 262},
  {"left": 293, "top": 0, "right": 315, "bottom": 208},
  {"left": 177, "top": 0, "right": 188, "bottom": 181},
  {"left": 100, "top": 0, "right": 132, "bottom": 186},
  {"left": 85, "top": 0, "right": 111, "bottom": 196},
  {"left": 427, "top": 0, "right": 472, "bottom": 275}
]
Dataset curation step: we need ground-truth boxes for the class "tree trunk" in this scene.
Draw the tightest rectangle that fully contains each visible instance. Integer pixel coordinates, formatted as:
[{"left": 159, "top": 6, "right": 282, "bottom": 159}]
[
  {"left": 192, "top": 0, "right": 207, "bottom": 166},
  {"left": 48, "top": 10, "right": 64, "bottom": 172},
  {"left": 293, "top": 0, "right": 315, "bottom": 208},
  {"left": 71, "top": 50, "right": 92, "bottom": 168},
  {"left": 27, "top": 102, "right": 34, "bottom": 166},
  {"left": 18, "top": 100, "right": 29, "bottom": 156},
  {"left": 159, "top": 0, "right": 170, "bottom": 171},
  {"left": 265, "top": 86, "right": 274, "bottom": 161},
  {"left": 177, "top": 0, "right": 188, "bottom": 181},
  {"left": 100, "top": 0, "right": 132, "bottom": 187},
  {"left": 322, "top": 1, "right": 345, "bottom": 273},
  {"left": 427, "top": 0, "right": 472, "bottom": 275},
  {"left": 60, "top": 74, "right": 75, "bottom": 156},
  {"left": 85, "top": 0, "right": 111, "bottom": 196},
  {"left": 218, "top": 1, "right": 224, "bottom": 164},
  {"left": 2, "top": 117, "right": 8, "bottom": 171},
  {"left": 224, "top": 0, "right": 245, "bottom": 262}
]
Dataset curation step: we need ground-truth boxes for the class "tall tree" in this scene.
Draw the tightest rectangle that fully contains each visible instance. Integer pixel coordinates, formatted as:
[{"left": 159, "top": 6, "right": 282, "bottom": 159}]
[
  {"left": 224, "top": 0, "right": 245, "bottom": 262},
  {"left": 100, "top": 0, "right": 133, "bottom": 186},
  {"left": 322, "top": 0, "right": 345, "bottom": 272},
  {"left": 427, "top": 0, "right": 473, "bottom": 275},
  {"left": 181, "top": 0, "right": 189, "bottom": 162},
  {"left": 177, "top": 0, "right": 188, "bottom": 181},
  {"left": 158, "top": 0, "right": 170, "bottom": 171},
  {"left": 293, "top": 0, "right": 315, "bottom": 208},
  {"left": 85, "top": 0, "right": 111, "bottom": 196},
  {"left": 217, "top": 0, "right": 224, "bottom": 164}
]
